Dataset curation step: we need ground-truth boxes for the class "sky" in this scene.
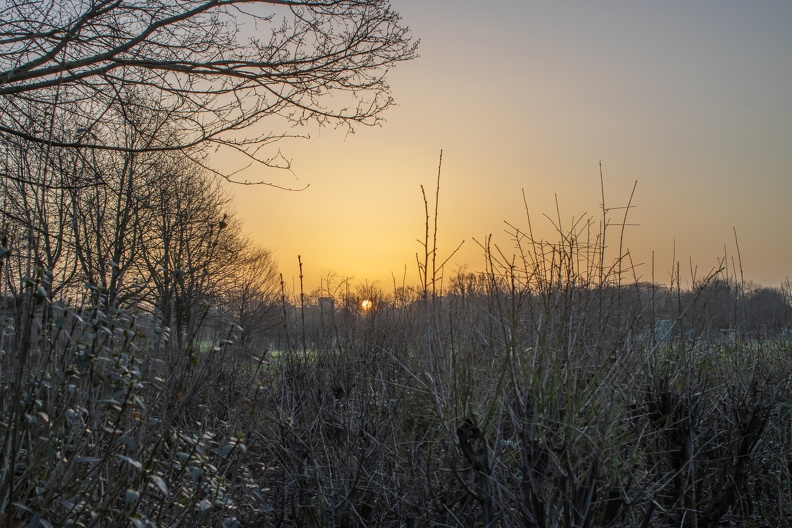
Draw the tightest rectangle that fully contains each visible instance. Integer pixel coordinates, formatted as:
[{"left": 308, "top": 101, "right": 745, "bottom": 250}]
[{"left": 223, "top": 1, "right": 792, "bottom": 294}]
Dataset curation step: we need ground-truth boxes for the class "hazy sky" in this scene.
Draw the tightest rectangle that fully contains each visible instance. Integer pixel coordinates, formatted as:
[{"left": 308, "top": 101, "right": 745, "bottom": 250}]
[{"left": 223, "top": 1, "right": 792, "bottom": 294}]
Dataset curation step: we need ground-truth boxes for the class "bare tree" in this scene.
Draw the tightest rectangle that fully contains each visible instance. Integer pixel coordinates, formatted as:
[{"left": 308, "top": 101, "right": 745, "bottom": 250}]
[
  {"left": 218, "top": 245, "right": 280, "bottom": 351},
  {"left": 0, "top": 131, "right": 83, "bottom": 309},
  {"left": 70, "top": 147, "right": 157, "bottom": 310},
  {"left": 136, "top": 160, "right": 245, "bottom": 350},
  {"left": 0, "top": 0, "right": 417, "bottom": 182}
]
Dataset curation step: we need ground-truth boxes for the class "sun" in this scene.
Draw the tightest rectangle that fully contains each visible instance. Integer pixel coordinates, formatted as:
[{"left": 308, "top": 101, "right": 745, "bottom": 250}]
[{"left": 361, "top": 299, "right": 373, "bottom": 311}]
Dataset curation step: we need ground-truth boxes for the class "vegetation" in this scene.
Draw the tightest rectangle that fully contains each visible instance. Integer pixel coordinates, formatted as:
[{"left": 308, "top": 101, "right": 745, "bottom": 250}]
[
  {"left": 1, "top": 2, "right": 790, "bottom": 527},
  {"left": 1, "top": 157, "right": 791, "bottom": 526},
  {"left": 0, "top": 0, "right": 417, "bottom": 183}
]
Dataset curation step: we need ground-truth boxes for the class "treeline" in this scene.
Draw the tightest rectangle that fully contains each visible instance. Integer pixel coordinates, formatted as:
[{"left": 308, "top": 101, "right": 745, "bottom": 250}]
[
  {"left": 277, "top": 273, "right": 792, "bottom": 356},
  {"left": 0, "top": 129, "right": 280, "bottom": 355}
]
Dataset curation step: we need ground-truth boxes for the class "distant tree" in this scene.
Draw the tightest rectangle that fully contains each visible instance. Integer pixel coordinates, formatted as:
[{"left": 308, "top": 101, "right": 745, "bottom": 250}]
[
  {"left": 689, "top": 279, "right": 737, "bottom": 335},
  {"left": 743, "top": 286, "right": 792, "bottom": 336},
  {"left": 0, "top": 0, "right": 417, "bottom": 182},
  {"left": 221, "top": 245, "right": 280, "bottom": 351}
]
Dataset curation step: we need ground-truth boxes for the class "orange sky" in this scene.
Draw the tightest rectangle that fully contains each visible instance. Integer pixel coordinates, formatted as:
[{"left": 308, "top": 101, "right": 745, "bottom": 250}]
[{"left": 220, "top": 2, "right": 792, "bottom": 294}]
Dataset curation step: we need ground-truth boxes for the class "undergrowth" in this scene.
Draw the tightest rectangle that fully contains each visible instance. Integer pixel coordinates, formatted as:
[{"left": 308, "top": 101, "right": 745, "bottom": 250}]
[{"left": 1, "top": 169, "right": 790, "bottom": 527}]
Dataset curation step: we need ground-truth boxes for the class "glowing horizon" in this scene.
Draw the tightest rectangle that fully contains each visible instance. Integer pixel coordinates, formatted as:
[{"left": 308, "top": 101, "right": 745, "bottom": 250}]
[{"left": 222, "top": 2, "right": 792, "bottom": 294}]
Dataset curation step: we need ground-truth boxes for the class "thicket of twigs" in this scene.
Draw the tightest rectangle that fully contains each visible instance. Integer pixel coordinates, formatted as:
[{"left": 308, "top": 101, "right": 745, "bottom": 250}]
[
  {"left": 3, "top": 3, "right": 787, "bottom": 525},
  {"left": 2, "top": 169, "right": 791, "bottom": 528}
]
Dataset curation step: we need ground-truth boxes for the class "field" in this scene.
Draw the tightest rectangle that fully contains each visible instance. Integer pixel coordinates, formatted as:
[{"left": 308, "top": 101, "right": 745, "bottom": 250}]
[
  {"left": 2, "top": 2, "right": 790, "bottom": 527},
  {"left": 1, "top": 202, "right": 790, "bottom": 528}
]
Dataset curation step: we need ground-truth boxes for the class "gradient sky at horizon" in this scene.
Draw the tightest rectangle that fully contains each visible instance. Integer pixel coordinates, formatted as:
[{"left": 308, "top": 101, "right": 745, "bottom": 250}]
[{"left": 222, "top": 1, "right": 792, "bottom": 294}]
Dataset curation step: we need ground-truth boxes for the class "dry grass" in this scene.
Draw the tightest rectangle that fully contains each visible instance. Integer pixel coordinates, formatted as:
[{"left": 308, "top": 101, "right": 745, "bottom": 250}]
[{"left": 1, "top": 175, "right": 790, "bottom": 527}]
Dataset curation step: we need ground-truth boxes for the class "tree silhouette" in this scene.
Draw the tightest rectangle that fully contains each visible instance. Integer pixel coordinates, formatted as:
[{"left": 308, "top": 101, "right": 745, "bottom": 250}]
[{"left": 0, "top": 0, "right": 417, "bottom": 182}]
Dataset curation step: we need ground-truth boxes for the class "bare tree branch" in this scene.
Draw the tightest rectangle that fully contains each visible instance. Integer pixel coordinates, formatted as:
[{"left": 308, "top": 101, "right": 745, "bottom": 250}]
[{"left": 0, "top": 0, "right": 417, "bottom": 181}]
